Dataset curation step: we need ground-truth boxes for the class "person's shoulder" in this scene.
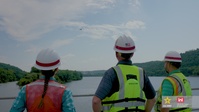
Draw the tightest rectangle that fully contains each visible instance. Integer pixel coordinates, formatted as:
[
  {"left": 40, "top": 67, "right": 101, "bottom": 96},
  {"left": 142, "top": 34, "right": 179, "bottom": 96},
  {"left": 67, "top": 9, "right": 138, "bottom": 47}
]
[
  {"left": 162, "top": 78, "right": 173, "bottom": 86},
  {"left": 103, "top": 67, "right": 117, "bottom": 78},
  {"left": 133, "top": 65, "right": 144, "bottom": 70},
  {"left": 20, "top": 85, "right": 27, "bottom": 90},
  {"left": 133, "top": 65, "right": 145, "bottom": 73},
  {"left": 55, "top": 82, "right": 67, "bottom": 88},
  {"left": 64, "top": 87, "right": 73, "bottom": 95},
  {"left": 105, "top": 67, "right": 115, "bottom": 73}
]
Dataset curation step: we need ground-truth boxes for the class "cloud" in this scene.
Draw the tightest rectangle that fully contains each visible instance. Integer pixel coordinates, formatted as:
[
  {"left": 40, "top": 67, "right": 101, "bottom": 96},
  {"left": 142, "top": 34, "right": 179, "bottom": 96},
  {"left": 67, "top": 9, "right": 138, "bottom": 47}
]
[
  {"left": 0, "top": 0, "right": 118, "bottom": 41},
  {"left": 66, "top": 20, "right": 145, "bottom": 40},
  {"left": 0, "top": 0, "right": 142, "bottom": 43},
  {"left": 130, "top": 0, "right": 141, "bottom": 8},
  {"left": 51, "top": 39, "right": 73, "bottom": 48},
  {"left": 124, "top": 21, "right": 145, "bottom": 29},
  {"left": 87, "top": 0, "right": 116, "bottom": 9}
]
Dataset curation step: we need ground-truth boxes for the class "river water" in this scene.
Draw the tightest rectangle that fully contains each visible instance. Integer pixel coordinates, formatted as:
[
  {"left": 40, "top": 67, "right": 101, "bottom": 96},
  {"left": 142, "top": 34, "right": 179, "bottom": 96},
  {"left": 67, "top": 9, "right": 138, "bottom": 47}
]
[{"left": 0, "top": 77, "right": 199, "bottom": 112}]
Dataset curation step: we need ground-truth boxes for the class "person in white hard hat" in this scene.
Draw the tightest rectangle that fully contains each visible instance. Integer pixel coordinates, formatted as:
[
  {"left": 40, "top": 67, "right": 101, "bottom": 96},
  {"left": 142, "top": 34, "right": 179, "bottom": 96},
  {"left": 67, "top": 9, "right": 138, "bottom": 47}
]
[
  {"left": 10, "top": 48, "right": 76, "bottom": 112},
  {"left": 92, "top": 35, "right": 156, "bottom": 112},
  {"left": 154, "top": 51, "right": 192, "bottom": 112}
]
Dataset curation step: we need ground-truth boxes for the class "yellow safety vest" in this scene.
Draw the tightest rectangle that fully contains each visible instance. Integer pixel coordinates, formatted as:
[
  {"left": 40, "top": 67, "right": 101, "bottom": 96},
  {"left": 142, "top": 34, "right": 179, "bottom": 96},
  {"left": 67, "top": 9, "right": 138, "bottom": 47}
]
[
  {"left": 101, "top": 65, "right": 146, "bottom": 112},
  {"left": 155, "top": 73, "right": 192, "bottom": 112}
]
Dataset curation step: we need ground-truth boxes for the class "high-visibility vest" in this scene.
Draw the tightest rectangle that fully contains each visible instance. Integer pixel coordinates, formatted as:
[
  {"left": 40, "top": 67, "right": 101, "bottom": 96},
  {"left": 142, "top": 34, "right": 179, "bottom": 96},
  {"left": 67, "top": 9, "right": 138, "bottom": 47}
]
[
  {"left": 155, "top": 73, "right": 192, "bottom": 112},
  {"left": 101, "top": 65, "right": 146, "bottom": 112},
  {"left": 26, "top": 79, "right": 66, "bottom": 112}
]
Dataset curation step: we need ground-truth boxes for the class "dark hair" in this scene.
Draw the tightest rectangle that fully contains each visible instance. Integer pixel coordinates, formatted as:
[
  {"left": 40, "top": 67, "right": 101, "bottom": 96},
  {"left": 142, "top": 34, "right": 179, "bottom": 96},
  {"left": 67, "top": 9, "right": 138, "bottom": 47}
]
[
  {"left": 38, "top": 69, "right": 56, "bottom": 108},
  {"left": 170, "top": 62, "right": 181, "bottom": 68},
  {"left": 121, "top": 53, "right": 133, "bottom": 60}
]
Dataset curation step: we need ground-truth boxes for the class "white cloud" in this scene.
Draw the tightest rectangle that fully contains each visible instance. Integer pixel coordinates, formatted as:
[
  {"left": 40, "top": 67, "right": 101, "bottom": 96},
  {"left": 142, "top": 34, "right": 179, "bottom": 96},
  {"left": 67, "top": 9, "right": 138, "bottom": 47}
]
[
  {"left": 51, "top": 39, "right": 73, "bottom": 48},
  {"left": 0, "top": 0, "right": 118, "bottom": 41},
  {"left": 68, "top": 20, "right": 145, "bottom": 40},
  {"left": 130, "top": 0, "right": 141, "bottom": 8},
  {"left": 124, "top": 20, "right": 145, "bottom": 29},
  {"left": 87, "top": 0, "right": 116, "bottom": 9}
]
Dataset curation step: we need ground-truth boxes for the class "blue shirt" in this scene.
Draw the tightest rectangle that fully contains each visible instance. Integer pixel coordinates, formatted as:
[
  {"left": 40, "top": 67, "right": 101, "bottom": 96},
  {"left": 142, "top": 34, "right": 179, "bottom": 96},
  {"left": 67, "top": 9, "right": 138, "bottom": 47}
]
[
  {"left": 95, "top": 60, "right": 156, "bottom": 100},
  {"left": 10, "top": 76, "right": 76, "bottom": 112}
]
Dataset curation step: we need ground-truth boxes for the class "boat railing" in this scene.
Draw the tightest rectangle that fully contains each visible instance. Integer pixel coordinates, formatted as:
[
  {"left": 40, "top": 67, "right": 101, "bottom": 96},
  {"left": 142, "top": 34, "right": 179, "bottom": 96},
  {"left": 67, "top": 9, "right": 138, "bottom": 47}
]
[
  {"left": 0, "top": 88, "right": 199, "bottom": 111},
  {"left": 1, "top": 87, "right": 199, "bottom": 99}
]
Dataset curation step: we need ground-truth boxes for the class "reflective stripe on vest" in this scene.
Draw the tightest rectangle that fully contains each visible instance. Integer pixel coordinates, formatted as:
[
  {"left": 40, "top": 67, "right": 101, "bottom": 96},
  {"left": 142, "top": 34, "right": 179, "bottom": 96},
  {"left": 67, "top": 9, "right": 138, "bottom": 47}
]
[
  {"left": 114, "top": 100, "right": 145, "bottom": 107},
  {"left": 170, "top": 75, "right": 186, "bottom": 96},
  {"left": 164, "top": 76, "right": 179, "bottom": 96},
  {"left": 155, "top": 73, "right": 192, "bottom": 112},
  {"left": 26, "top": 80, "right": 66, "bottom": 112},
  {"left": 102, "top": 65, "right": 146, "bottom": 111},
  {"left": 114, "top": 66, "right": 144, "bottom": 100},
  {"left": 103, "top": 101, "right": 145, "bottom": 111}
]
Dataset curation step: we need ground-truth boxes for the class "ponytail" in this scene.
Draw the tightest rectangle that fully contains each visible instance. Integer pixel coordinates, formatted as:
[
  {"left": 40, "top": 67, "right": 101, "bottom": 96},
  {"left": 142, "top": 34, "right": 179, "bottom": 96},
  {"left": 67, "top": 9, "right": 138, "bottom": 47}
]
[{"left": 38, "top": 68, "right": 57, "bottom": 108}]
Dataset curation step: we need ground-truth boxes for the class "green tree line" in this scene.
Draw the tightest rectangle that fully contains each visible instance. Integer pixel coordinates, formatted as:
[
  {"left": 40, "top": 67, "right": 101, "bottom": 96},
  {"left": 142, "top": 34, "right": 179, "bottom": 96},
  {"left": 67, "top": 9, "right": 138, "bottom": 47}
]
[
  {"left": 1, "top": 48, "right": 198, "bottom": 84},
  {"left": 0, "top": 63, "right": 26, "bottom": 83},
  {"left": 17, "top": 67, "right": 83, "bottom": 87},
  {"left": 135, "top": 48, "right": 199, "bottom": 76},
  {"left": 82, "top": 48, "right": 199, "bottom": 77},
  {"left": 0, "top": 63, "right": 83, "bottom": 85}
]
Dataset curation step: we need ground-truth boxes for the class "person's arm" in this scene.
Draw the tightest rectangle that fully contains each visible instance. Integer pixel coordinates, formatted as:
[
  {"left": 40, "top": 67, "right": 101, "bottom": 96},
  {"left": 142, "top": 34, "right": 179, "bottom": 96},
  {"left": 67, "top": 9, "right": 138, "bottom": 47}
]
[
  {"left": 92, "top": 68, "right": 116, "bottom": 112},
  {"left": 10, "top": 86, "right": 26, "bottom": 112},
  {"left": 142, "top": 70, "right": 156, "bottom": 112},
  {"left": 145, "top": 98, "right": 156, "bottom": 112},
  {"left": 160, "top": 79, "right": 173, "bottom": 112},
  {"left": 160, "top": 105, "right": 169, "bottom": 112},
  {"left": 92, "top": 96, "right": 102, "bottom": 112},
  {"left": 62, "top": 88, "right": 76, "bottom": 112}
]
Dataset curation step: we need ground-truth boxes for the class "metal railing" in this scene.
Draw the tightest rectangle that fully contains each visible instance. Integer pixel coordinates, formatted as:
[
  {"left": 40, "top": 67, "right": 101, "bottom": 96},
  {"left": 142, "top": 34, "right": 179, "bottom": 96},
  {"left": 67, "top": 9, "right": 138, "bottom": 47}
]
[
  {"left": 0, "top": 88, "right": 199, "bottom": 111},
  {"left": 0, "top": 88, "right": 199, "bottom": 99},
  {"left": 0, "top": 94, "right": 95, "bottom": 100}
]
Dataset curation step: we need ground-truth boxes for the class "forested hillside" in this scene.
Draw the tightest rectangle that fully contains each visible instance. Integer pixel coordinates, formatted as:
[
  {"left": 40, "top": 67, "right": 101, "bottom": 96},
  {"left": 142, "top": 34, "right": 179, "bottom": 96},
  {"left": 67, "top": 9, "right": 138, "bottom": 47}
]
[
  {"left": 134, "top": 61, "right": 165, "bottom": 76},
  {"left": 135, "top": 48, "right": 199, "bottom": 76},
  {"left": 17, "top": 67, "right": 83, "bottom": 87},
  {"left": 1, "top": 48, "right": 198, "bottom": 83},
  {"left": 82, "top": 48, "right": 199, "bottom": 77},
  {"left": 0, "top": 63, "right": 26, "bottom": 83},
  {"left": 0, "top": 63, "right": 83, "bottom": 84}
]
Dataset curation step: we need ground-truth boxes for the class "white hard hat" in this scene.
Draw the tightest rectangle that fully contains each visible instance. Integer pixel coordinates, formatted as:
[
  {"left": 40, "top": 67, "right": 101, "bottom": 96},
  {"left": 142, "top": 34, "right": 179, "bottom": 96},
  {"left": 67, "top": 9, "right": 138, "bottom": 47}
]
[
  {"left": 164, "top": 51, "right": 182, "bottom": 62},
  {"left": 34, "top": 48, "right": 61, "bottom": 70},
  {"left": 114, "top": 35, "right": 136, "bottom": 53}
]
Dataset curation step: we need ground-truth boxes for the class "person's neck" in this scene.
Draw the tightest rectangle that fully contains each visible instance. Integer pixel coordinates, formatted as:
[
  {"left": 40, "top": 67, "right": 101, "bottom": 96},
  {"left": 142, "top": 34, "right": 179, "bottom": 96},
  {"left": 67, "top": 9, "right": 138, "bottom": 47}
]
[{"left": 168, "top": 67, "right": 178, "bottom": 73}]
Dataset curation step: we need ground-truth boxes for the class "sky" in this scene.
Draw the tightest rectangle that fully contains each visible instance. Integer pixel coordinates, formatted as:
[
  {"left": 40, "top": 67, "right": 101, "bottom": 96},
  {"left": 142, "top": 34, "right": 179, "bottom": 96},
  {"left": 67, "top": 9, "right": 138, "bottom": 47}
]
[{"left": 0, "top": 0, "right": 199, "bottom": 72}]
